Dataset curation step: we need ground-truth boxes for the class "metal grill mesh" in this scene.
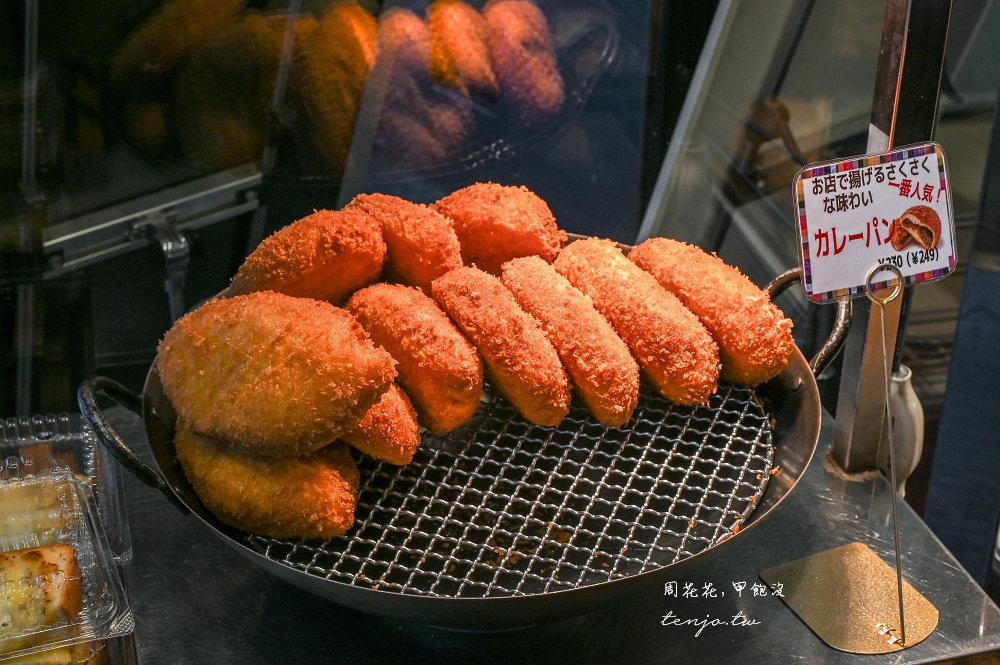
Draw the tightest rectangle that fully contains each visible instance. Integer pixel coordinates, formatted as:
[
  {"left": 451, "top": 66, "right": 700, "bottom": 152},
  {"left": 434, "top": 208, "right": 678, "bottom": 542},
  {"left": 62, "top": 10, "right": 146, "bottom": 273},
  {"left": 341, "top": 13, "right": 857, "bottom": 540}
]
[{"left": 246, "top": 382, "right": 774, "bottom": 598}]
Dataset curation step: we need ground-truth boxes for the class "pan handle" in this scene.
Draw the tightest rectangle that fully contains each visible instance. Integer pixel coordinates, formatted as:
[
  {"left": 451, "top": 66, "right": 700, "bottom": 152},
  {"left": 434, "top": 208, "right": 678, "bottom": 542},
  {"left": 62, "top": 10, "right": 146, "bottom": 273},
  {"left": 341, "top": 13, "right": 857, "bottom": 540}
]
[
  {"left": 77, "top": 377, "right": 190, "bottom": 515},
  {"left": 766, "top": 267, "right": 852, "bottom": 379}
]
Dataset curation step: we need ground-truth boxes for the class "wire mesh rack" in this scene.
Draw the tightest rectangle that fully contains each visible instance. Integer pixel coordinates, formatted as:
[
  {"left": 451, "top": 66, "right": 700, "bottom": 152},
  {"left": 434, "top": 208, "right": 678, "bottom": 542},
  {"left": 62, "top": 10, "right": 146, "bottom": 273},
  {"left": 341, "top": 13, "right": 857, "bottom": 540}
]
[{"left": 246, "top": 381, "right": 775, "bottom": 598}]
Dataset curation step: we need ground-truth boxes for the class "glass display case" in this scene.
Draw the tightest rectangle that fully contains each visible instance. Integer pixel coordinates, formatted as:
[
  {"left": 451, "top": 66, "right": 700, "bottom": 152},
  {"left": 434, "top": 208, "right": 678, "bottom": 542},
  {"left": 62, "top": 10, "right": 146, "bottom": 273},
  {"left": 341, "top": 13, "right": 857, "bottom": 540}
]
[
  {"left": 5, "top": 1, "right": 1000, "bottom": 661},
  {"left": 1, "top": 0, "right": 722, "bottom": 415},
  {"left": 2, "top": 0, "right": 998, "bottom": 490},
  {"left": 639, "top": 0, "right": 1000, "bottom": 512}
]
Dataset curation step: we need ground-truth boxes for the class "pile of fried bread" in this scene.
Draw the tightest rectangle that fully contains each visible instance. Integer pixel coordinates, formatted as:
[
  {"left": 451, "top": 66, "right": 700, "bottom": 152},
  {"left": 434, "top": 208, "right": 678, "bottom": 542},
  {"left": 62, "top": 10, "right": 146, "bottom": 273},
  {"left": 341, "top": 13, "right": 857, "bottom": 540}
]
[
  {"left": 156, "top": 182, "right": 795, "bottom": 541},
  {"left": 112, "top": 0, "right": 565, "bottom": 174}
]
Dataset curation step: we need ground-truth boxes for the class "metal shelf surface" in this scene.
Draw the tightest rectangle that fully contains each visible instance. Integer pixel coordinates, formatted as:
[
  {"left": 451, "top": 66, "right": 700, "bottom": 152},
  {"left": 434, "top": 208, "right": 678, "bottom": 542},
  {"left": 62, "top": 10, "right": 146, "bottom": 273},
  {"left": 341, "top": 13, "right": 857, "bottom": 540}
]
[{"left": 103, "top": 406, "right": 1000, "bottom": 664}]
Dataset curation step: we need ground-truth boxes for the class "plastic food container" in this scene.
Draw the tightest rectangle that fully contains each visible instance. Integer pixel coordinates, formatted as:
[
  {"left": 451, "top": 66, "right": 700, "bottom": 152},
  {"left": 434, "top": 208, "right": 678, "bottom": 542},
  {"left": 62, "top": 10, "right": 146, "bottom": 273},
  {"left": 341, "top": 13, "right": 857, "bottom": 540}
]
[
  {"left": 0, "top": 425, "right": 133, "bottom": 664},
  {"left": 0, "top": 414, "right": 131, "bottom": 563}
]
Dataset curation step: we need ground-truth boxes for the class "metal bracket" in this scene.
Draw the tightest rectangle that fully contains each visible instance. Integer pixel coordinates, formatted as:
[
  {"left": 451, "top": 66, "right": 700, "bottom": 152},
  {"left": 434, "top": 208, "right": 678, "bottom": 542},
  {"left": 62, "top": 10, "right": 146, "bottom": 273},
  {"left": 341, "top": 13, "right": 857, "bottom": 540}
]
[
  {"left": 41, "top": 164, "right": 261, "bottom": 279},
  {"left": 146, "top": 213, "right": 190, "bottom": 322}
]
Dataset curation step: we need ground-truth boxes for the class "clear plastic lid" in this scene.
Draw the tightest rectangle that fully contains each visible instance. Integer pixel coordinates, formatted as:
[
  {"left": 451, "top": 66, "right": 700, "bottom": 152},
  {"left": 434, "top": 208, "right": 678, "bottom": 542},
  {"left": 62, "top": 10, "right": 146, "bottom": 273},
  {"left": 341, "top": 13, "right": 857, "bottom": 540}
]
[
  {"left": 0, "top": 457, "right": 133, "bottom": 663},
  {"left": 0, "top": 414, "right": 131, "bottom": 564}
]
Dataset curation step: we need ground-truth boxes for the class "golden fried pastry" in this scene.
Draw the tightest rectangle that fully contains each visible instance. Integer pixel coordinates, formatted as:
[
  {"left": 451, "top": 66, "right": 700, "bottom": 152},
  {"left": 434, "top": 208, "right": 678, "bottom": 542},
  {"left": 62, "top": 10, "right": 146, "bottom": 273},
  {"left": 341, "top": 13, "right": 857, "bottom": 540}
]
[
  {"left": 173, "top": 12, "right": 287, "bottom": 170},
  {"left": 432, "top": 266, "right": 571, "bottom": 426},
  {"left": 156, "top": 291, "right": 396, "bottom": 458},
  {"left": 554, "top": 238, "right": 720, "bottom": 406},
  {"left": 483, "top": 0, "right": 564, "bottom": 128},
  {"left": 630, "top": 237, "right": 794, "bottom": 387},
  {"left": 341, "top": 383, "right": 421, "bottom": 465},
  {"left": 898, "top": 204, "right": 942, "bottom": 250},
  {"left": 329, "top": 0, "right": 379, "bottom": 67},
  {"left": 432, "top": 182, "right": 567, "bottom": 275},
  {"left": 175, "top": 424, "right": 359, "bottom": 539},
  {"left": 346, "top": 193, "right": 463, "bottom": 294},
  {"left": 501, "top": 256, "right": 639, "bottom": 426},
  {"left": 368, "top": 8, "right": 475, "bottom": 170},
  {"left": 228, "top": 208, "right": 385, "bottom": 304},
  {"left": 111, "top": 0, "right": 246, "bottom": 92},
  {"left": 0, "top": 543, "right": 82, "bottom": 653},
  {"left": 346, "top": 283, "right": 483, "bottom": 434},
  {"left": 292, "top": 1, "right": 377, "bottom": 172},
  {"left": 428, "top": 0, "right": 499, "bottom": 98}
]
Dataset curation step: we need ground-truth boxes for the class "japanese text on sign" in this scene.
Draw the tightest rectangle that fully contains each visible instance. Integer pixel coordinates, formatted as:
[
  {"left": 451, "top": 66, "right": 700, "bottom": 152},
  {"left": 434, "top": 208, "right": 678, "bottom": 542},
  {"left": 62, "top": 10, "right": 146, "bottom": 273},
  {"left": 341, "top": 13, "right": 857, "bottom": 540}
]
[{"left": 794, "top": 143, "right": 956, "bottom": 303}]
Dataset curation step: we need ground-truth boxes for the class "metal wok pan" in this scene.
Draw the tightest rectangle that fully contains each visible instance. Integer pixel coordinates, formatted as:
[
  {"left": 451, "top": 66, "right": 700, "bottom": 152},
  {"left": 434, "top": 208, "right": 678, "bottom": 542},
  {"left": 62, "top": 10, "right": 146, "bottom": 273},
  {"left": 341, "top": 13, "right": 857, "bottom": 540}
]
[{"left": 78, "top": 267, "right": 849, "bottom": 631}]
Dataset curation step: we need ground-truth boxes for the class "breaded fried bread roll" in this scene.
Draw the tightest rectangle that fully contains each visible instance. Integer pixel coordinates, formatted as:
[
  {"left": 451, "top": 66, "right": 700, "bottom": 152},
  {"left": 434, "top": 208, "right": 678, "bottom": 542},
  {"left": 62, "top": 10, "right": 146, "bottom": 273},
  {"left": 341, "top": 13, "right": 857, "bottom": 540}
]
[
  {"left": 428, "top": 0, "right": 499, "bottom": 98},
  {"left": 554, "top": 238, "right": 720, "bottom": 406},
  {"left": 346, "top": 193, "right": 463, "bottom": 295},
  {"left": 501, "top": 256, "right": 639, "bottom": 426},
  {"left": 111, "top": 0, "right": 247, "bottom": 92},
  {"left": 157, "top": 291, "right": 396, "bottom": 457},
  {"left": 346, "top": 283, "right": 483, "bottom": 434},
  {"left": 228, "top": 208, "right": 385, "bottom": 304},
  {"left": 483, "top": 0, "right": 564, "bottom": 127},
  {"left": 433, "top": 182, "right": 567, "bottom": 275},
  {"left": 898, "top": 204, "right": 942, "bottom": 250},
  {"left": 292, "top": 1, "right": 378, "bottom": 172},
  {"left": 432, "top": 266, "right": 571, "bottom": 426},
  {"left": 341, "top": 383, "right": 422, "bottom": 465},
  {"left": 173, "top": 12, "right": 287, "bottom": 170},
  {"left": 630, "top": 237, "right": 794, "bottom": 387},
  {"left": 369, "top": 8, "right": 475, "bottom": 169},
  {"left": 175, "top": 424, "right": 360, "bottom": 539}
]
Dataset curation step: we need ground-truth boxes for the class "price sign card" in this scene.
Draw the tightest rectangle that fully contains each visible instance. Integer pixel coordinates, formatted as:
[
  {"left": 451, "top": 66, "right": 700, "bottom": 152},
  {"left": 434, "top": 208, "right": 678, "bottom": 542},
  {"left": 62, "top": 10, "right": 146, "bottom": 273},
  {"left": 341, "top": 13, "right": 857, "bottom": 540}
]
[{"left": 794, "top": 142, "right": 956, "bottom": 303}]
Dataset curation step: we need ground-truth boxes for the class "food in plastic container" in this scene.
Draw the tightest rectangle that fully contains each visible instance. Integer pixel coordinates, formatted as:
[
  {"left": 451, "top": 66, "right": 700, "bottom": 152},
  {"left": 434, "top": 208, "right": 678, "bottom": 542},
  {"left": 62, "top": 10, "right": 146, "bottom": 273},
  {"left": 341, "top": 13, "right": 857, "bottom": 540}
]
[
  {"left": 0, "top": 414, "right": 131, "bottom": 564},
  {"left": 0, "top": 458, "right": 132, "bottom": 664}
]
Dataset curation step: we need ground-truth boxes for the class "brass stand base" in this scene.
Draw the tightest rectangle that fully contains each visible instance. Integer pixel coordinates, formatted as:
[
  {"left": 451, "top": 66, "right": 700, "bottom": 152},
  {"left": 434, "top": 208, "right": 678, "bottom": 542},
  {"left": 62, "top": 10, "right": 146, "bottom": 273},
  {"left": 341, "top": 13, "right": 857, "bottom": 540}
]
[{"left": 760, "top": 541, "right": 938, "bottom": 653}]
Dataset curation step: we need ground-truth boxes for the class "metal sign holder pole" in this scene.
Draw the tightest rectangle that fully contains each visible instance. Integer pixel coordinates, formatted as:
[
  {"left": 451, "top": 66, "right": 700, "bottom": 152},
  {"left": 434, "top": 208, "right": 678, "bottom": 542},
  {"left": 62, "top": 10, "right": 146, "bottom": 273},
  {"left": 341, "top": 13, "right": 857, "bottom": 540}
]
[{"left": 831, "top": 0, "right": 952, "bottom": 472}]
